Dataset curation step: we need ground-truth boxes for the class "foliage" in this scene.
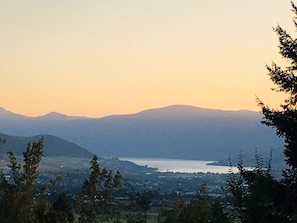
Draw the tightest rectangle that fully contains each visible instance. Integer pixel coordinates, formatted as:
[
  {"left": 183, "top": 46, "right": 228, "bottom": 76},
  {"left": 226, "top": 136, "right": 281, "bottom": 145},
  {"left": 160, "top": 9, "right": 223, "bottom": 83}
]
[
  {"left": 52, "top": 193, "right": 75, "bottom": 223},
  {"left": 125, "top": 212, "right": 146, "bottom": 223},
  {"left": 256, "top": 1, "right": 297, "bottom": 221},
  {"left": 74, "top": 154, "right": 121, "bottom": 223},
  {"left": 0, "top": 138, "right": 43, "bottom": 222},
  {"left": 258, "top": 1, "right": 297, "bottom": 169},
  {"left": 225, "top": 152, "right": 287, "bottom": 223},
  {"left": 133, "top": 190, "right": 158, "bottom": 220},
  {"left": 0, "top": 137, "right": 60, "bottom": 223},
  {"left": 0, "top": 136, "right": 124, "bottom": 223},
  {"left": 121, "top": 189, "right": 158, "bottom": 223},
  {"left": 158, "top": 184, "right": 230, "bottom": 223}
]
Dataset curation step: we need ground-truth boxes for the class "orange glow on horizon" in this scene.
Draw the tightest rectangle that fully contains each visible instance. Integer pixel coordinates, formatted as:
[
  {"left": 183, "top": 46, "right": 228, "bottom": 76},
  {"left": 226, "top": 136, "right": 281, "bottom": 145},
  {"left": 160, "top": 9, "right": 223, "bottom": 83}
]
[{"left": 0, "top": 1, "right": 294, "bottom": 118}]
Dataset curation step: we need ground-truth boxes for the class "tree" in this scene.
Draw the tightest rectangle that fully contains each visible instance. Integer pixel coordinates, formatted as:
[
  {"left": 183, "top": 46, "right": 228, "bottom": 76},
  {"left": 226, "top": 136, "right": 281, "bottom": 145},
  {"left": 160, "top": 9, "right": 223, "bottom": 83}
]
[
  {"left": 158, "top": 184, "right": 229, "bottom": 223},
  {"left": 0, "top": 137, "right": 59, "bottom": 223},
  {"left": 0, "top": 138, "right": 44, "bottom": 222},
  {"left": 74, "top": 155, "right": 121, "bottom": 223},
  {"left": 52, "top": 193, "right": 74, "bottom": 223},
  {"left": 133, "top": 189, "right": 157, "bottom": 222},
  {"left": 158, "top": 199, "right": 186, "bottom": 223},
  {"left": 257, "top": 1, "right": 297, "bottom": 220},
  {"left": 259, "top": 1, "right": 297, "bottom": 169},
  {"left": 225, "top": 152, "right": 287, "bottom": 223}
]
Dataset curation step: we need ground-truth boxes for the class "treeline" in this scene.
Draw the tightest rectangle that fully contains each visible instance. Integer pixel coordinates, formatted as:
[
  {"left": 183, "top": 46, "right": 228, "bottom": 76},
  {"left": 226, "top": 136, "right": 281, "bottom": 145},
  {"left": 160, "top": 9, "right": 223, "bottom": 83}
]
[
  {"left": 2, "top": 1, "right": 297, "bottom": 223},
  {"left": 0, "top": 137, "right": 121, "bottom": 223},
  {"left": 0, "top": 136, "right": 228, "bottom": 223},
  {"left": 0, "top": 137, "right": 294, "bottom": 223}
]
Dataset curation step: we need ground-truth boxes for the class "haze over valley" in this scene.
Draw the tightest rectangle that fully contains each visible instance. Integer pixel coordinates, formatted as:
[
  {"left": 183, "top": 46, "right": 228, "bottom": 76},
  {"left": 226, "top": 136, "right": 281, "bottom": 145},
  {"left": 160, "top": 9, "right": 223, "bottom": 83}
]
[
  {"left": 0, "top": 105, "right": 283, "bottom": 164},
  {"left": 2, "top": 1, "right": 297, "bottom": 222}
]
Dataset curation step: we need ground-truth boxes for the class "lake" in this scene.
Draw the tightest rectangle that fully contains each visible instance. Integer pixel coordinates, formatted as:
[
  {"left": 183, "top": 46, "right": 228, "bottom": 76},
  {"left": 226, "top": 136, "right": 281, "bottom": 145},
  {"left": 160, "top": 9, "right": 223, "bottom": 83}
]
[{"left": 120, "top": 157, "right": 234, "bottom": 174}]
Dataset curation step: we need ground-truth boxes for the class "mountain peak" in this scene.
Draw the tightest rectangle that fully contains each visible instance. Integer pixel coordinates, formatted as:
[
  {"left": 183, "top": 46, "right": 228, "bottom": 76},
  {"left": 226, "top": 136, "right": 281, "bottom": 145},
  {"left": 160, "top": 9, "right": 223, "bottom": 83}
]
[
  {"left": 0, "top": 107, "right": 27, "bottom": 119},
  {"left": 0, "top": 107, "right": 10, "bottom": 115},
  {"left": 41, "top": 112, "right": 69, "bottom": 119},
  {"left": 133, "top": 104, "right": 254, "bottom": 119},
  {"left": 38, "top": 111, "right": 87, "bottom": 120}
]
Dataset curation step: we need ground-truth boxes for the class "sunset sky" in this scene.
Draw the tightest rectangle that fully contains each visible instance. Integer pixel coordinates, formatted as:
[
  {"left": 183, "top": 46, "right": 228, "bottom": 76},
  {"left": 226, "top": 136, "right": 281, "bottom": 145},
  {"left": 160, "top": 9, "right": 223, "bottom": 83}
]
[{"left": 0, "top": 1, "right": 295, "bottom": 117}]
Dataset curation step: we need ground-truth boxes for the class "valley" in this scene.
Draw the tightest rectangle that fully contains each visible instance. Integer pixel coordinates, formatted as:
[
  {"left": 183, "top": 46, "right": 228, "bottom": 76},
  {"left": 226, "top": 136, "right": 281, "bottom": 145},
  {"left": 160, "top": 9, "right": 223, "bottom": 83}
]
[
  {"left": 0, "top": 105, "right": 283, "bottom": 161},
  {"left": 0, "top": 105, "right": 287, "bottom": 222}
]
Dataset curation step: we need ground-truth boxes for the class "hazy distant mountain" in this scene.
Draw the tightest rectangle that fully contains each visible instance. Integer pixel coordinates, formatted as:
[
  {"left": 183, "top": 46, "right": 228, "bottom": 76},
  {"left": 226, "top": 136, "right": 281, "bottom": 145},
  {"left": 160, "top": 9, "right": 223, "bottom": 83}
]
[
  {"left": 0, "top": 133, "right": 93, "bottom": 158},
  {"left": 0, "top": 107, "right": 28, "bottom": 120},
  {"left": 0, "top": 105, "right": 284, "bottom": 161}
]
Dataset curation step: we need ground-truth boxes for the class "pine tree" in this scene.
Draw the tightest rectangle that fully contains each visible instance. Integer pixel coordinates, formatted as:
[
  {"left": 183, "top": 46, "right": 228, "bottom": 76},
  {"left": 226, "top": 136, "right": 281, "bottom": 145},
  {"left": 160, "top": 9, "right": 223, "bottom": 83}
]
[
  {"left": 74, "top": 155, "right": 121, "bottom": 223},
  {"left": 258, "top": 1, "right": 297, "bottom": 220},
  {"left": 259, "top": 1, "right": 297, "bottom": 169}
]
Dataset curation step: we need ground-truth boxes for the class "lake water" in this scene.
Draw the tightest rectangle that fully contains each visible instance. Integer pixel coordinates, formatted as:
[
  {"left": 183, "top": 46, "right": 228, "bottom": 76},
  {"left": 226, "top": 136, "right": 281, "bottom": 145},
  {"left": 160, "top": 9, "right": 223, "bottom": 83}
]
[{"left": 120, "top": 158, "right": 233, "bottom": 174}]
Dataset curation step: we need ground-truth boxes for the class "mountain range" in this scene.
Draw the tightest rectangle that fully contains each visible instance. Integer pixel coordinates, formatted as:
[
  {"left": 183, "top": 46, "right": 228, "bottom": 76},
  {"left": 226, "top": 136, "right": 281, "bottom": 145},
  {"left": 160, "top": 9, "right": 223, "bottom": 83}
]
[{"left": 0, "top": 105, "right": 284, "bottom": 161}]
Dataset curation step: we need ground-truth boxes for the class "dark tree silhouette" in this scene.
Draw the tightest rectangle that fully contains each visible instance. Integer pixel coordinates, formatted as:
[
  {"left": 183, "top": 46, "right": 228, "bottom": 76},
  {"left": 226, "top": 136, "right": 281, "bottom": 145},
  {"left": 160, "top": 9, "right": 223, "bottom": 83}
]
[
  {"left": 257, "top": 1, "right": 297, "bottom": 221},
  {"left": 52, "top": 193, "right": 74, "bottom": 223},
  {"left": 158, "top": 184, "right": 229, "bottom": 223},
  {"left": 259, "top": 1, "right": 297, "bottom": 169},
  {"left": 134, "top": 189, "right": 157, "bottom": 222},
  {"left": 0, "top": 137, "right": 60, "bottom": 223},
  {"left": 0, "top": 138, "right": 44, "bottom": 223},
  {"left": 74, "top": 155, "right": 121, "bottom": 223},
  {"left": 225, "top": 153, "right": 287, "bottom": 223}
]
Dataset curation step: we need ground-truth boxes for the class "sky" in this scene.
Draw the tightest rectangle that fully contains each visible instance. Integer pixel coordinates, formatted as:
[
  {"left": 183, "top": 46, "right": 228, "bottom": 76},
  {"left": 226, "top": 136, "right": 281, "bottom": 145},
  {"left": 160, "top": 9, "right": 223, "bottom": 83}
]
[{"left": 0, "top": 0, "right": 295, "bottom": 118}]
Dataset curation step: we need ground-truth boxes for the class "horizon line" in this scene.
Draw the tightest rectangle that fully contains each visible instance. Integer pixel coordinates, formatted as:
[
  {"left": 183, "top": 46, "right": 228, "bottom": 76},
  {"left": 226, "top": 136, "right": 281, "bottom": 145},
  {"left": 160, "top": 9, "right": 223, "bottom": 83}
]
[{"left": 0, "top": 104, "right": 261, "bottom": 119}]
